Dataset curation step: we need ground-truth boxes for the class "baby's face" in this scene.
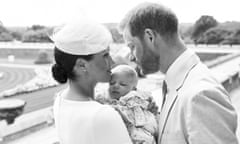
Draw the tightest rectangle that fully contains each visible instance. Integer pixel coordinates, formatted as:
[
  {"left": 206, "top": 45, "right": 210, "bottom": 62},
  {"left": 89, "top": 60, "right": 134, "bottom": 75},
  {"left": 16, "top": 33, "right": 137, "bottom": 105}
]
[{"left": 109, "top": 72, "right": 136, "bottom": 100}]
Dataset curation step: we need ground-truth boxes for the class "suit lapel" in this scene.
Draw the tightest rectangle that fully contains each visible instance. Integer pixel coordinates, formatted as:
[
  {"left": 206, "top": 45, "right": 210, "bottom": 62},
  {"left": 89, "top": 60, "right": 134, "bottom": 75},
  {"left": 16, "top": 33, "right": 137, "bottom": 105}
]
[
  {"left": 158, "top": 54, "right": 200, "bottom": 142},
  {"left": 158, "top": 89, "right": 178, "bottom": 142}
]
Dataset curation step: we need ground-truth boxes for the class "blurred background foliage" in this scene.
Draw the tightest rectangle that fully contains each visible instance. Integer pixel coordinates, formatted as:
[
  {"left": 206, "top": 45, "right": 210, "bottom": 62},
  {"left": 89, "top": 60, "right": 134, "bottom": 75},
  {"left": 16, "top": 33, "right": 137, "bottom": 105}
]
[{"left": 1, "top": 15, "right": 240, "bottom": 45}]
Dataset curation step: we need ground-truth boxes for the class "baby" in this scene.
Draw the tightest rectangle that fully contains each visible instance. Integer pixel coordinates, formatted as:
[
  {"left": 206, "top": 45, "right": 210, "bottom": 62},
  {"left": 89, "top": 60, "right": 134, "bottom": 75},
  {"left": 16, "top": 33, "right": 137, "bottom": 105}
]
[{"left": 95, "top": 65, "right": 158, "bottom": 144}]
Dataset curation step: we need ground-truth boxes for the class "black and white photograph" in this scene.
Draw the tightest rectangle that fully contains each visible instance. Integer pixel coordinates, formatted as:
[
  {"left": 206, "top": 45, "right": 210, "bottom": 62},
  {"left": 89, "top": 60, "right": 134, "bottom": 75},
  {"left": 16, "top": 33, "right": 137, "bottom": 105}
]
[{"left": 0, "top": 0, "right": 240, "bottom": 143}]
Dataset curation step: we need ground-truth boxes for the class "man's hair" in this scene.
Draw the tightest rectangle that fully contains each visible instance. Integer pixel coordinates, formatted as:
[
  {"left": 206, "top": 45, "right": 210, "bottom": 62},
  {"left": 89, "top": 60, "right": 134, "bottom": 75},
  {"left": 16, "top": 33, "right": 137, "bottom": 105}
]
[{"left": 119, "top": 2, "right": 178, "bottom": 39}]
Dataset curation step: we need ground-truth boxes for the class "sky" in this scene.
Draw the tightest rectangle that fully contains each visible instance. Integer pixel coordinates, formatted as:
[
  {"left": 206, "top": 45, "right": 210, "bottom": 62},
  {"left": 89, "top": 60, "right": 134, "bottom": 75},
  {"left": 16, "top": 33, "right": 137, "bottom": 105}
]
[{"left": 0, "top": 0, "right": 240, "bottom": 27}]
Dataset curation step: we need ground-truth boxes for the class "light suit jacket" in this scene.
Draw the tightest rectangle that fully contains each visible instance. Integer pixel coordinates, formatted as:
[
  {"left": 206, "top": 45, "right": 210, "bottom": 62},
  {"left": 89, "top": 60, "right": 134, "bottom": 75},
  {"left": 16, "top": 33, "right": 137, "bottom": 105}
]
[{"left": 158, "top": 49, "right": 238, "bottom": 144}]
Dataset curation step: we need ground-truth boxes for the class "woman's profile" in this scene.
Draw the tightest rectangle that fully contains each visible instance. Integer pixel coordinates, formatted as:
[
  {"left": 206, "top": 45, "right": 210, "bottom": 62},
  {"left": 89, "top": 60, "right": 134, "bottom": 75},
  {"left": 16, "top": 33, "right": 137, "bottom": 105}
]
[{"left": 51, "top": 21, "right": 132, "bottom": 144}]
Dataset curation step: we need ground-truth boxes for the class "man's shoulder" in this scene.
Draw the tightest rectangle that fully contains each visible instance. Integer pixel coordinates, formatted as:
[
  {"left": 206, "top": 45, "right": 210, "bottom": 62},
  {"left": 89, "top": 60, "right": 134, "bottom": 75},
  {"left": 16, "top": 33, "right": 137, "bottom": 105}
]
[
  {"left": 178, "top": 63, "right": 228, "bottom": 104},
  {"left": 178, "top": 79, "right": 229, "bottom": 111},
  {"left": 181, "top": 62, "right": 222, "bottom": 91}
]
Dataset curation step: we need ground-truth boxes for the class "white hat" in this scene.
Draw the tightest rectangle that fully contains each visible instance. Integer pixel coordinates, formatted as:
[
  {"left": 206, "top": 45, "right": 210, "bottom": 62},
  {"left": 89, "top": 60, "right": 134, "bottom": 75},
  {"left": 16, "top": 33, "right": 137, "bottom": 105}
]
[{"left": 51, "top": 21, "right": 112, "bottom": 55}]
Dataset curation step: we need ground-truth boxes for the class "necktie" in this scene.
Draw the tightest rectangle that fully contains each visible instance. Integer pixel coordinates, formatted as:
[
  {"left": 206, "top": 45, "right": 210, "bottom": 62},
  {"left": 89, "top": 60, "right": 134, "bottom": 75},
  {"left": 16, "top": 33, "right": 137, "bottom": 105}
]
[{"left": 161, "top": 80, "right": 167, "bottom": 109}]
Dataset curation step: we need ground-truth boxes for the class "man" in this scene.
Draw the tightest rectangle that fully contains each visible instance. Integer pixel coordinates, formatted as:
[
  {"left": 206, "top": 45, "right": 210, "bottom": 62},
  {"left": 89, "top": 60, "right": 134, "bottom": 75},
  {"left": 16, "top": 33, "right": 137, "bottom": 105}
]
[{"left": 119, "top": 2, "right": 238, "bottom": 144}]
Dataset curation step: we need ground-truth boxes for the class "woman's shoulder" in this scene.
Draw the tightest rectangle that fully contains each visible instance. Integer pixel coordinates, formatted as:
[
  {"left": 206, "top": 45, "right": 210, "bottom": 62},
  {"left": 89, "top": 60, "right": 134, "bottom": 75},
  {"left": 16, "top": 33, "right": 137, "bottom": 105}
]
[
  {"left": 95, "top": 105, "right": 118, "bottom": 117},
  {"left": 93, "top": 104, "right": 125, "bottom": 125}
]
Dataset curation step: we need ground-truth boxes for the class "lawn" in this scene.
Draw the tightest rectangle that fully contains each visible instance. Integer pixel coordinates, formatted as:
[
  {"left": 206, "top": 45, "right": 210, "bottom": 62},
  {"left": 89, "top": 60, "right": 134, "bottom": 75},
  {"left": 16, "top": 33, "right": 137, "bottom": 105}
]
[{"left": 0, "top": 66, "right": 36, "bottom": 92}]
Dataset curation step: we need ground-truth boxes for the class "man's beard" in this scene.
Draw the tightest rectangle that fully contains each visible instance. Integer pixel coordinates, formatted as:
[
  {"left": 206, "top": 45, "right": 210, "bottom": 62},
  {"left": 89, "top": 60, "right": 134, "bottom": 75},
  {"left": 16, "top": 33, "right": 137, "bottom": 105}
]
[{"left": 140, "top": 48, "right": 160, "bottom": 75}]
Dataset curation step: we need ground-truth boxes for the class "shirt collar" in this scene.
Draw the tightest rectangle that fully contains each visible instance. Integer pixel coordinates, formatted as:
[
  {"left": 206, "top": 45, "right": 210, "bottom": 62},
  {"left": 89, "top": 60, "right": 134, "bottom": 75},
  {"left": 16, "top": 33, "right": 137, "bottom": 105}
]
[{"left": 165, "top": 49, "right": 200, "bottom": 91}]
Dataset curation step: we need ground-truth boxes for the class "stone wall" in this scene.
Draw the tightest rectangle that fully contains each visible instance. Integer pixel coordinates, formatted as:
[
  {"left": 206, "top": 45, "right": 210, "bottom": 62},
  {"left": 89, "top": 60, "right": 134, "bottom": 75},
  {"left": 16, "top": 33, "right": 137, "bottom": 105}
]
[{"left": 0, "top": 48, "right": 53, "bottom": 60}]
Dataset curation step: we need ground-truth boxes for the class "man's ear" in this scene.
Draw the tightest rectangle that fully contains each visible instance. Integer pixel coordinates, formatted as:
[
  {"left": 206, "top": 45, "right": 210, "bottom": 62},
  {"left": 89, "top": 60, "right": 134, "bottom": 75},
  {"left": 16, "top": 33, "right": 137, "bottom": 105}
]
[
  {"left": 144, "top": 28, "right": 155, "bottom": 43},
  {"left": 143, "top": 28, "right": 157, "bottom": 52}
]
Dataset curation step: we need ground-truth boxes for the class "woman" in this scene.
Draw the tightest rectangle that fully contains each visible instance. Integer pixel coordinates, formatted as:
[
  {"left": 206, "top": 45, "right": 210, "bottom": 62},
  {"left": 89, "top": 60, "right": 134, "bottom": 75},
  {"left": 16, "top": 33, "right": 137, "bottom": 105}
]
[{"left": 51, "top": 21, "right": 132, "bottom": 144}]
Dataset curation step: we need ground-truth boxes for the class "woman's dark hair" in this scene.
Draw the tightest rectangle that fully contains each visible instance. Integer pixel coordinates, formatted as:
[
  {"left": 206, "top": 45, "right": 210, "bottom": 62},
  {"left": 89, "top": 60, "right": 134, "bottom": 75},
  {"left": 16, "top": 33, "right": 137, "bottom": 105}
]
[{"left": 52, "top": 47, "right": 93, "bottom": 84}]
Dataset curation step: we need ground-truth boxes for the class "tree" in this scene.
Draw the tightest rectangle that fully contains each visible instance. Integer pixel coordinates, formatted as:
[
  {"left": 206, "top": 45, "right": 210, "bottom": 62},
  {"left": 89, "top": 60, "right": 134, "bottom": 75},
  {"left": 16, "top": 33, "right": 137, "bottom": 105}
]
[
  {"left": 197, "top": 27, "right": 231, "bottom": 44},
  {"left": 195, "top": 22, "right": 240, "bottom": 45},
  {"left": 0, "top": 25, "right": 13, "bottom": 41},
  {"left": 22, "top": 29, "right": 52, "bottom": 43},
  {"left": 221, "top": 29, "right": 240, "bottom": 44},
  {"left": 0, "top": 32, "right": 14, "bottom": 41},
  {"left": 10, "top": 31, "right": 22, "bottom": 41},
  {"left": 34, "top": 50, "right": 52, "bottom": 64},
  {"left": 30, "top": 25, "right": 46, "bottom": 31},
  {"left": 192, "top": 15, "right": 218, "bottom": 43},
  {"left": 0, "top": 25, "right": 8, "bottom": 33}
]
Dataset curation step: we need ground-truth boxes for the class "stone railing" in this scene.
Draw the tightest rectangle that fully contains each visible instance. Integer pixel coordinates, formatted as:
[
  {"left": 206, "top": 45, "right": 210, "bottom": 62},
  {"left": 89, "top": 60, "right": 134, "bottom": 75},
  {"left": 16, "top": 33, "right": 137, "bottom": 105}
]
[
  {"left": 0, "top": 107, "right": 54, "bottom": 142},
  {"left": 206, "top": 53, "right": 240, "bottom": 92},
  {"left": 221, "top": 71, "right": 240, "bottom": 92}
]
